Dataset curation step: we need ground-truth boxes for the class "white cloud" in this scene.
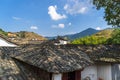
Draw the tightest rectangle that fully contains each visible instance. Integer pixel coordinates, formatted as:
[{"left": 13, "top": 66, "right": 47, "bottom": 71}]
[
  {"left": 12, "top": 16, "right": 21, "bottom": 20},
  {"left": 68, "top": 22, "right": 72, "bottom": 26},
  {"left": 52, "top": 23, "right": 65, "bottom": 29},
  {"left": 30, "top": 26, "right": 38, "bottom": 30},
  {"left": 64, "top": 0, "right": 92, "bottom": 15},
  {"left": 78, "top": 7, "right": 88, "bottom": 13},
  {"left": 58, "top": 24, "right": 65, "bottom": 28},
  {"left": 48, "top": 5, "right": 67, "bottom": 20},
  {"left": 96, "top": 27, "right": 101, "bottom": 30}
]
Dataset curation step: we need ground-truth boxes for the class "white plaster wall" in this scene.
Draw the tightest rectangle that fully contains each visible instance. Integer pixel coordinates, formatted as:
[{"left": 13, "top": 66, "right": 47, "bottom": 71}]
[
  {"left": 59, "top": 40, "right": 67, "bottom": 45},
  {"left": 81, "top": 65, "right": 97, "bottom": 80},
  {"left": 97, "top": 63, "right": 112, "bottom": 80},
  {"left": 0, "top": 38, "right": 17, "bottom": 47},
  {"left": 52, "top": 74, "right": 62, "bottom": 80},
  {"left": 111, "top": 64, "right": 120, "bottom": 80}
]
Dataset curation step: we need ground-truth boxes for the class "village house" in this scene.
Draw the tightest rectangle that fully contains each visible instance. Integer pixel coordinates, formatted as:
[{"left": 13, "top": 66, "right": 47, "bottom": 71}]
[
  {"left": 79, "top": 45, "right": 120, "bottom": 80},
  {"left": 54, "top": 36, "right": 69, "bottom": 45},
  {"left": 1, "top": 35, "right": 120, "bottom": 80},
  {"left": 0, "top": 36, "right": 92, "bottom": 80},
  {"left": 0, "top": 35, "right": 31, "bottom": 80},
  {"left": 4, "top": 41, "right": 92, "bottom": 80}
]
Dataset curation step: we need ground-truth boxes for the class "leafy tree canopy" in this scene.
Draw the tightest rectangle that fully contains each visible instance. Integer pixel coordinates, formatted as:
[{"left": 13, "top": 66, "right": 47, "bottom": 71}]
[
  {"left": 19, "top": 31, "right": 26, "bottom": 38},
  {"left": 71, "top": 35, "right": 107, "bottom": 45},
  {"left": 71, "top": 28, "right": 120, "bottom": 45},
  {"left": 107, "top": 28, "right": 120, "bottom": 44},
  {"left": 0, "top": 28, "right": 8, "bottom": 36},
  {"left": 93, "top": 0, "right": 120, "bottom": 27}
]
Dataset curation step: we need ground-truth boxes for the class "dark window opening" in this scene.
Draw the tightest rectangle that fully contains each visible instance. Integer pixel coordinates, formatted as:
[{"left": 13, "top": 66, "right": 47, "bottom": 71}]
[
  {"left": 50, "top": 73, "right": 52, "bottom": 80},
  {"left": 68, "top": 71, "right": 75, "bottom": 80}
]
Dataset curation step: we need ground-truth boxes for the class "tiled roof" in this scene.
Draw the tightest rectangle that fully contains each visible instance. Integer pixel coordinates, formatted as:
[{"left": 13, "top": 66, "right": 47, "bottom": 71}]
[
  {"left": 1, "top": 41, "right": 92, "bottom": 73},
  {"left": 0, "top": 49, "right": 40, "bottom": 80},
  {"left": 76, "top": 45, "right": 120, "bottom": 63},
  {"left": 1, "top": 40, "right": 120, "bottom": 73}
]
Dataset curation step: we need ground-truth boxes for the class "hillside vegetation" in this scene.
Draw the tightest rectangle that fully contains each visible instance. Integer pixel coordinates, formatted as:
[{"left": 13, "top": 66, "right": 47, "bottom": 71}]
[
  {"left": 71, "top": 28, "right": 120, "bottom": 45},
  {"left": 0, "top": 28, "right": 8, "bottom": 36},
  {"left": 0, "top": 28, "right": 46, "bottom": 44},
  {"left": 9, "top": 31, "right": 47, "bottom": 44},
  {"left": 107, "top": 29, "right": 120, "bottom": 44},
  {"left": 15, "top": 31, "right": 46, "bottom": 40}
]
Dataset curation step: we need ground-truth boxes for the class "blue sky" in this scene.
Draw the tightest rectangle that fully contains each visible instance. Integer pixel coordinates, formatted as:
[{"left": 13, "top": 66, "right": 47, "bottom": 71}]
[{"left": 0, "top": 0, "right": 111, "bottom": 36}]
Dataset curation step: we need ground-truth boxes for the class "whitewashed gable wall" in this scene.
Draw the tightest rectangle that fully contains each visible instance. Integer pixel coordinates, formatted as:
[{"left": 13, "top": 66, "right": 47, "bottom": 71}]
[
  {"left": 0, "top": 37, "right": 17, "bottom": 47},
  {"left": 81, "top": 65, "right": 97, "bottom": 80},
  {"left": 52, "top": 74, "right": 62, "bottom": 80},
  {"left": 97, "top": 63, "right": 112, "bottom": 80}
]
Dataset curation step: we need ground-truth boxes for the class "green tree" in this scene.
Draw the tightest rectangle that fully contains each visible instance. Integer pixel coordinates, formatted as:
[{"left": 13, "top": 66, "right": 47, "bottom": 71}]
[
  {"left": 0, "top": 28, "right": 8, "bottom": 36},
  {"left": 107, "top": 28, "right": 120, "bottom": 44},
  {"left": 93, "top": 0, "right": 120, "bottom": 27},
  {"left": 71, "top": 35, "right": 107, "bottom": 45},
  {"left": 19, "top": 31, "right": 25, "bottom": 38}
]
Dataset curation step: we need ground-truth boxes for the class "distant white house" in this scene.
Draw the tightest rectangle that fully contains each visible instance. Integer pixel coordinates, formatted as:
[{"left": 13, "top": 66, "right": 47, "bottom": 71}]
[
  {"left": 54, "top": 36, "right": 69, "bottom": 45},
  {"left": 54, "top": 39, "right": 68, "bottom": 45},
  {"left": 0, "top": 36, "right": 17, "bottom": 47}
]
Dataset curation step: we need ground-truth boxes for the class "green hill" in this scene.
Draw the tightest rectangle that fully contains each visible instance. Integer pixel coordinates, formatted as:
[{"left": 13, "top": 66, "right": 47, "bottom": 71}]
[
  {"left": 8, "top": 31, "right": 47, "bottom": 44},
  {"left": 15, "top": 31, "right": 46, "bottom": 40},
  {"left": 63, "top": 28, "right": 99, "bottom": 40},
  {"left": 71, "top": 28, "right": 116, "bottom": 45},
  {"left": 0, "top": 28, "right": 47, "bottom": 44},
  {"left": 92, "top": 29, "right": 113, "bottom": 39}
]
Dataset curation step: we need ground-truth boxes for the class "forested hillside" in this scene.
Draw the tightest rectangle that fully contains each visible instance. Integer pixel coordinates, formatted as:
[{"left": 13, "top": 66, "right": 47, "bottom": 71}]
[{"left": 71, "top": 28, "right": 120, "bottom": 45}]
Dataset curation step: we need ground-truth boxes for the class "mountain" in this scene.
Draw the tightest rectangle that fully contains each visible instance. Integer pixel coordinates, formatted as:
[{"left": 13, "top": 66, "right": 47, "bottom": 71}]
[
  {"left": 47, "top": 28, "right": 100, "bottom": 40},
  {"left": 71, "top": 28, "right": 114, "bottom": 45},
  {"left": 64, "top": 28, "right": 100, "bottom": 40}
]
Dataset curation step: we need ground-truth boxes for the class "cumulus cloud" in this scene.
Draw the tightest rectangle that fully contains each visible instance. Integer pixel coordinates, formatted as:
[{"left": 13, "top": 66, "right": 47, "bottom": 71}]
[
  {"left": 52, "top": 23, "right": 65, "bottom": 29},
  {"left": 48, "top": 5, "right": 67, "bottom": 20},
  {"left": 64, "top": 0, "right": 92, "bottom": 15},
  {"left": 30, "top": 26, "right": 38, "bottom": 30},
  {"left": 12, "top": 16, "right": 21, "bottom": 20},
  {"left": 96, "top": 27, "right": 101, "bottom": 30}
]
